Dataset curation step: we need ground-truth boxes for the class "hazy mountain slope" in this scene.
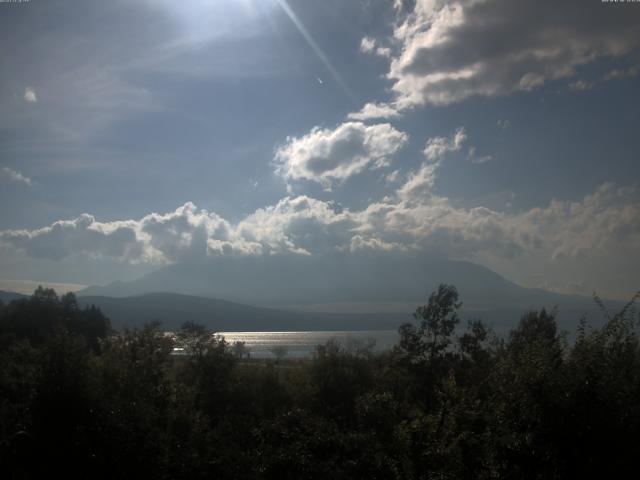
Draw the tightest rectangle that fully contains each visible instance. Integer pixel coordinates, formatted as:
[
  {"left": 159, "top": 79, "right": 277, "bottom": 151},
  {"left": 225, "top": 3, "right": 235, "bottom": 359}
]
[
  {"left": 76, "top": 292, "right": 616, "bottom": 334},
  {"left": 0, "top": 291, "right": 28, "bottom": 304},
  {"left": 78, "top": 293, "right": 409, "bottom": 331},
  {"left": 0, "top": 286, "right": 617, "bottom": 333},
  {"left": 79, "top": 253, "right": 597, "bottom": 312}
]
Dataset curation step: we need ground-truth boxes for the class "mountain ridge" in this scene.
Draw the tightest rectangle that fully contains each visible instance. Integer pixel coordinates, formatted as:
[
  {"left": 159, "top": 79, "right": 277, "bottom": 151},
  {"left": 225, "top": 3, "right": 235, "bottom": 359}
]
[
  {"left": 78, "top": 255, "right": 596, "bottom": 312},
  {"left": 2, "top": 288, "right": 621, "bottom": 334}
]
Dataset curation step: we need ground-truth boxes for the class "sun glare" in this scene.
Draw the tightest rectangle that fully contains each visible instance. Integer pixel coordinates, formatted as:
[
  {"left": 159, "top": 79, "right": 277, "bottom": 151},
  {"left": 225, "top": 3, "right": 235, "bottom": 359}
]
[{"left": 159, "top": 0, "right": 272, "bottom": 44}]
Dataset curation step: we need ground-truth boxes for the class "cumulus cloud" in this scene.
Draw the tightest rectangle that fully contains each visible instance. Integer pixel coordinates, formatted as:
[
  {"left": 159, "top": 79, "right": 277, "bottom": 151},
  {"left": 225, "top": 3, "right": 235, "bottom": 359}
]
[
  {"left": 497, "top": 119, "right": 511, "bottom": 130},
  {"left": 0, "top": 199, "right": 355, "bottom": 264},
  {"left": 1, "top": 153, "right": 638, "bottom": 287},
  {"left": 516, "top": 183, "right": 640, "bottom": 261},
  {"left": 1, "top": 167, "right": 33, "bottom": 186},
  {"left": 360, "top": 36, "right": 391, "bottom": 57},
  {"left": 396, "top": 161, "right": 441, "bottom": 202},
  {"left": 274, "top": 121, "right": 408, "bottom": 190},
  {"left": 355, "top": 0, "right": 640, "bottom": 117},
  {"left": 360, "top": 37, "right": 376, "bottom": 54},
  {"left": 568, "top": 80, "right": 592, "bottom": 92},
  {"left": 356, "top": 175, "right": 640, "bottom": 264},
  {"left": 385, "top": 169, "right": 402, "bottom": 184},
  {"left": 569, "top": 65, "right": 639, "bottom": 91},
  {"left": 354, "top": 149, "right": 525, "bottom": 259},
  {"left": 604, "top": 65, "right": 640, "bottom": 81},
  {"left": 4, "top": 123, "right": 635, "bottom": 270},
  {"left": 409, "top": 126, "right": 491, "bottom": 166},
  {"left": 347, "top": 102, "right": 401, "bottom": 121},
  {"left": 467, "top": 146, "right": 493, "bottom": 164},
  {"left": 0, "top": 214, "right": 144, "bottom": 263},
  {"left": 24, "top": 87, "right": 37, "bottom": 103},
  {"left": 423, "top": 127, "right": 466, "bottom": 161},
  {"left": 237, "top": 196, "right": 355, "bottom": 256},
  {"left": 0, "top": 203, "right": 239, "bottom": 265}
]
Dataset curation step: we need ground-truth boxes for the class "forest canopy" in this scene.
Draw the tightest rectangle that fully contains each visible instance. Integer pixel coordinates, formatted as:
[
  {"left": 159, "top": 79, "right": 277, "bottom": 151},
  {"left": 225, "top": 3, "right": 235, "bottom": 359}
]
[{"left": 1, "top": 285, "right": 639, "bottom": 479}]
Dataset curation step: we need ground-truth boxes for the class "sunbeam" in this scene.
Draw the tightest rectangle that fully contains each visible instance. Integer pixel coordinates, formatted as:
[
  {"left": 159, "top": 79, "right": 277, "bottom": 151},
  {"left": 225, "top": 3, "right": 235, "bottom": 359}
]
[{"left": 275, "top": 0, "right": 356, "bottom": 103}]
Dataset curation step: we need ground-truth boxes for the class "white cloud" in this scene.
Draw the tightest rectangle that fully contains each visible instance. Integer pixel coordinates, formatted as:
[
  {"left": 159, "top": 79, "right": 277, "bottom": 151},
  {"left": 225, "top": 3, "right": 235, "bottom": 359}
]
[
  {"left": 0, "top": 214, "right": 145, "bottom": 263},
  {"left": 376, "top": 46, "right": 392, "bottom": 58},
  {"left": 356, "top": 174, "right": 640, "bottom": 265},
  {"left": 0, "top": 278, "right": 86, "bottom": 295},
  {"left": 423, "top": 127, "right": 466, "bottom": 161},
  {"left": 1, "top": 167, "right": 638, "bottom": 300},
  {"left": 0, "top": 203, "right": 239, "bottom": 264},
  {"left": 347, "top": 102, "right": 400, "bottom": 121},
  {"left": 568, "top": 65, "right": 639, "bottom": 91},
  {"left": 360, "top": 37, "right": 392, "bottom": 58},
  {"left": 396, "top": 161, "right": 441, "bottom": 202},
  {"left": 236, "top": 196, "right": 355, "bottom": 256},
  {"left": 274, "top": 121, "right": 408, "bottom": 190},
  {"left": 360, "top": 37, "right": 376, "bottom": 54},
  {"left": 568, "top": 80, "right": 592, "bottom": 92},
  {"left": 385, "top": 169, "right": 402, "bottom": 184},
  {"left": 355, "top": 0, "right": 640, "bottom": 116},
  {"left": 395, "top": 128, "right": 466, "bottom": 203},
  {"left": 1, "top": 167, "right": 33, "bottom": 186},
  {"left": 604, "top": 65, "right": 640, "bottom": 81},
  {"left": 515, "top": 183, "right": 640, "bottom": 261},
  {"left": 7, "top": 124, "right": 632, "bottom": 271},
  {"left": 24, "top": 87, "right": 37, "bottom": 103},
  {"left": 467, "top": 146, "right": 493, "bottom": 164},
  {"left": 415, "top": 126, "right": 491, "bottom": 167}
]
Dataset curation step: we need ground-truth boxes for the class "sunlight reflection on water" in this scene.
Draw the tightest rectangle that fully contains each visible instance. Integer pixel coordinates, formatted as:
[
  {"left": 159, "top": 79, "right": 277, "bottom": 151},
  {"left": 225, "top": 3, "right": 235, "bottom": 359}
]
[{"left": 219, "top": 330, "right": 399, "bottom": 359}]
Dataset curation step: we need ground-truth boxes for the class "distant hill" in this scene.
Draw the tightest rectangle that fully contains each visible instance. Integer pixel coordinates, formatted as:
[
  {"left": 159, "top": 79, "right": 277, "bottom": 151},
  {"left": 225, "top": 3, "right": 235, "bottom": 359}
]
[
  {"left": 76, "top": 292, "right": 617, "bottom": 334},
  {"left": 78, "top": 292, "right": 409, "bottom": 331},
  {"left": 0, "top": 290, "right": 27, "bottom": 304},
  {"left": 79, "top": 253, "right": 605, "bottom": 314},
  {"left": 77, "top": 251, "right": 629, "bottom": 333},
  {"left": 1, "top": 287, "right": 617, "bottom": 333}
]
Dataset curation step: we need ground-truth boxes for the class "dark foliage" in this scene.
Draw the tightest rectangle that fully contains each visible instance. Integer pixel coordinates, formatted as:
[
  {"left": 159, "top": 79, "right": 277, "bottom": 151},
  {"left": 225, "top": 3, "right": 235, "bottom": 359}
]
[
  {"left": 1, "top": 284, "right": 639, "bottom": 479},
  {"left": 0, "top": 287, "right": 110, "bottom": 351}
]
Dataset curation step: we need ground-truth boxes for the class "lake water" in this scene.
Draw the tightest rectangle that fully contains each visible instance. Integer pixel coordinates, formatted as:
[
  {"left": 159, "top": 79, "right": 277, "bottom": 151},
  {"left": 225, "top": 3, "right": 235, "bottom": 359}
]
[{"left": 219, "top": 330, "right": 399, "bottom": 359}]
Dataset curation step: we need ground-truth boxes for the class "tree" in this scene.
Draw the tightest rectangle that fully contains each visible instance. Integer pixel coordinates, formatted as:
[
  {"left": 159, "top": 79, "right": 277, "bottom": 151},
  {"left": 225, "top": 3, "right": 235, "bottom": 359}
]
[
  {"left": 398, "top": 283, "right": 462, "bottom": 365},
  {"left": 232, "top": 341, "right": 250, "bottom": 359},
  {"left": 270, "top": 345, "right": 289, "bottom": 363},
  {"left": 0, "top": 288, "right": 109, "bottom": 350},
  {"left": 31, "top": 286, "right": 58, "bottom": 305},
  {"left": 174, "top": 322, "right": 236, "bottom": 420}
]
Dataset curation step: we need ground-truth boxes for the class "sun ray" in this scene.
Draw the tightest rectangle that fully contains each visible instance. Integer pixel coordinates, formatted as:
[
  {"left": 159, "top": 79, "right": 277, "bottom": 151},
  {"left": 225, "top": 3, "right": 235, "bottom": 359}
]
[{"left": 275, "top": 0, "right": 356, "bottom": 103}]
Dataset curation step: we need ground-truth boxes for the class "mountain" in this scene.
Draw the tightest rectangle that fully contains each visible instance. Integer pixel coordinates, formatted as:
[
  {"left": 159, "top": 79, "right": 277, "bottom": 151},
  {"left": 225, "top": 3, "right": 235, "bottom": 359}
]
[
  {"left": 76, "top": 252, "right": 626, "bottom": 332},
  {"left": 0, "top": 290, "right": 27, "bottom": 304},
  {"left": 0, "top": 286, "right": 617, "bottom": 333},
  {"left": 78, "top": 293, "right": 409, "bottom": 331},
  {"left": 3, "top": 252, "right": 623, "bottom": 332},
  {"left": 79, "top": 253, "right": 599, "bottom": 313},
  {"left": 77, "top": 291, "right": 617, "bottom": 334}
]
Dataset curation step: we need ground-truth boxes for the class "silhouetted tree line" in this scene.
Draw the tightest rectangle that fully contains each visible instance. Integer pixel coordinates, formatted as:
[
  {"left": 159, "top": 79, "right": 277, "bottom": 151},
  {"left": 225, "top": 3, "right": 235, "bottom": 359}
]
[{"left": 1, "top": 285, "right": 639, "bottom": 479}]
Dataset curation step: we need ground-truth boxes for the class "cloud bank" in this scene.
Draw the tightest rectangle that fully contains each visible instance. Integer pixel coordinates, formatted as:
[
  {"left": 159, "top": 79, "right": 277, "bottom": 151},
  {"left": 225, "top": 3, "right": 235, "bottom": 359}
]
[{"left": 3, "top": 129, "right": 638, "bottom": 282}]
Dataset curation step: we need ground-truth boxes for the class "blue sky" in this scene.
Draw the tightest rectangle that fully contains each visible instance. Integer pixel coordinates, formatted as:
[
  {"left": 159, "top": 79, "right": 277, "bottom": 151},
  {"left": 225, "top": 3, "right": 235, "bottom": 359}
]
[{"left": 1, "top": 0, "right": 639, "bottom": 300}]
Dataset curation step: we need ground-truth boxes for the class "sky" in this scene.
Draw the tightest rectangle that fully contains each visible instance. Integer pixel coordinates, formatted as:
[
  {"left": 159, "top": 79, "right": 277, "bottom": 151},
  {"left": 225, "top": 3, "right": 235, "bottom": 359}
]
[{"left": 0, "top": 0, "right": 639, "bottom": 300}]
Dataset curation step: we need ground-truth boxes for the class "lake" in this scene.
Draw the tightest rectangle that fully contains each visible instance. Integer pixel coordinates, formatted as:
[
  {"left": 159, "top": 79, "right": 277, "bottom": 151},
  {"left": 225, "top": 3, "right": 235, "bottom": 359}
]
[{"left": 219, "top": 330, "right": 400, "bottom": 359}]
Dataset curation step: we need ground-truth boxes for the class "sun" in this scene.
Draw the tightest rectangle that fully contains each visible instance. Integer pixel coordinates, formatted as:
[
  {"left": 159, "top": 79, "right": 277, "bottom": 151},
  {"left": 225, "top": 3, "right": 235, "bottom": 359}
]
[{"left": 158, "top": 0, "right": 275, "bottom": 45}]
